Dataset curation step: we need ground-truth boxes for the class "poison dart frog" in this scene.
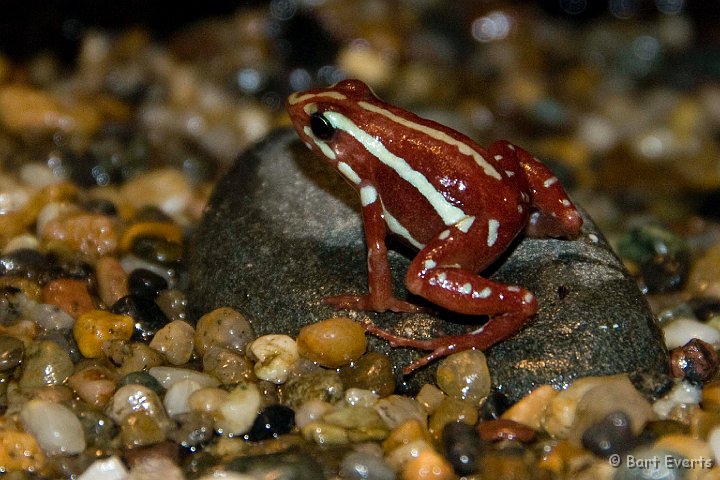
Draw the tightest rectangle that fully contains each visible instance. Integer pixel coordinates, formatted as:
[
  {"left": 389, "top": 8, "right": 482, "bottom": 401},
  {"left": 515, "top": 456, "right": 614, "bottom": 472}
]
[{"left": 286, "top": 79, "right": 583, "bottom": 374}]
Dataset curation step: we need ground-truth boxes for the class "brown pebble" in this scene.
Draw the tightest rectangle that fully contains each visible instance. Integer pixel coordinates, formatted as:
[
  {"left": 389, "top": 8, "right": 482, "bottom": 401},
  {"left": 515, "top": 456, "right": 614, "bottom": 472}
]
[
  {"left": 297, "top": 317, "right": 367, "bottom": 368},
  {"left": 96, "top": 256, "right": 129, "bottom": 307},
  {"left": 669, "top": 338, "right": 718, "bottom": 382},
  {"left": 0, "top": 277, "right": 42, "bottom": 302},
  {"left": 42, "top": 212, "right": 119, "bottom": 260},
  {"left": 42, "top": 278, "right": 94, "bottom": 318},
  {"left": 124, "top": 441, "right": 180, "bottom": 469},
  {"left": 119, "top": 221, "right": 184, "bottom": 252},
  {"left": 477, "top": 418, "right": 536, "bottom": 442}
]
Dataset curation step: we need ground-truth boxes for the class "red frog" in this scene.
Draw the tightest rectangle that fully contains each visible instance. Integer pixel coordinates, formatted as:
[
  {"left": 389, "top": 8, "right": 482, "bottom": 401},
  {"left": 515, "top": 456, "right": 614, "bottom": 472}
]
[{"left": 286, "top": 79, "right": 582, "bottom": 374}]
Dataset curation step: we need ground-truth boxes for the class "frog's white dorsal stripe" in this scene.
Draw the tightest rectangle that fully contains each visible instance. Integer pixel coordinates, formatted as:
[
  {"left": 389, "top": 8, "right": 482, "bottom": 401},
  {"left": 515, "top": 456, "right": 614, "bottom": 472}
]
[
  {"left": 324, "top": 111, "right": 467, "bottom": 227},
  {"left": 357, "top": 101, "right": 502, "bottom": 181},
  {"left": 288, "top": 91, "right": 347, "bottom": 105}
]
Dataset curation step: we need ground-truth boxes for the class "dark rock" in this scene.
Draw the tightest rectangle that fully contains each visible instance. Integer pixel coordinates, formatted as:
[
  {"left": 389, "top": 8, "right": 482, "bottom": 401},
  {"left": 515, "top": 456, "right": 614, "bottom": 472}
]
[
  {"left": 0, "top": 249, "right": 48, "bottom": 280},
  {"left": 629, "top": 369, "right": 674, "bottom": 402},
  {"left": 187, "top": 129, "right": 669, "bottom": 401},
  {"left": 128, "top": 268, "right": 168, "bottom": 299},
  {"left": 111, "top": 294, "right": 169, "bottom": 343},
  {"left": 338, "top": 351, "right": 396, "bottom": 397},
  {"left": 0, "top": 335, "right": 24, "bottom": 372},
  {"left": 225, "top": 448, "right": 326, "bottom": 480},
  {"left": 118, "top": 371, "right": 166, "bottom": 396},
  {"left": 246, "top": 404, "right": 295, "bottom": 441},
  {"left": 131, "top": 237, "right": 184, "bottom": 265},
  {"left": 442, "top": 421, "right": 481, "bottom": 475},
  {"left": 479, "top": 391, "right": 512, "bottom": 420},
  {"left": 581, "top": 411, "right": 636, "bottom": 457}
]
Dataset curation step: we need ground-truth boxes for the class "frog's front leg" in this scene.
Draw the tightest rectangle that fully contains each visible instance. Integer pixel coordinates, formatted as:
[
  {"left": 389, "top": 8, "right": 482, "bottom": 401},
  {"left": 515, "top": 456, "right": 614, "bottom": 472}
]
[
  {"left": 323, "top": 183, "right": 421, "bottom": 313},
  {"left": 363, "top": 216, "right": 537, "bottom": 374}
]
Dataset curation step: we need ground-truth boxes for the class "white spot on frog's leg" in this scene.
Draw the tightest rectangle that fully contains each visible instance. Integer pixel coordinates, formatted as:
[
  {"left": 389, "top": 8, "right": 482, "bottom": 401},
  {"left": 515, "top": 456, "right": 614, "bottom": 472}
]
[
  {"left": 423, "top": 259, "right": 437, "bottom": 270},
  {"left": 517, "top": 205, "right": 523, "bottom": 213},
  {"left": 438, "top": 229, "right": 450, "bottom": 240},
  {"left": 543, "top": 177, "right": 558, "bottom": 188},
  {"left": 337, "top": 161, "right": 361, "bottom": 184},
  {"left": 523, "top": 292, "right": 535, "bottom": 304},
  {"left": 529, "top": 211, "right": 540, "bottom": 225},
  {"left": 474, "top": 287, "right": 492, "bottom": 298},
  {"left": 360, "top": 185, "right": 378, "bottom": 206},
  {"left": 507, "top": 144, "right": 515, "bottom": 151},
  {"left": 457, "top": 216, "right": 475, "bottom": 233},
  {"left": 494, "top": 154, "right": 503, "bottom": 161},
  {"left": 487, "top": 219, "right": 500, "bottom": 247},
  {"left": 505, "top": 170, "right": 515, "bottom": 177},
  {"left": 561, "top": 199, "right": 571, "bottom": 207},
  {"left": 461, "top": 282, "right": 472, "bottom": 294},
  {"left": 507, "top": 286, "right": 521, "bottom": 292},
  {"left": 304, "top": 142, "right": 312, "bottom": 150},
  {"left": 436, "top": 272, "right": 447, "bottom": 283},
  {"left": 383, "top": 208, "right": 425, "bottom": 250}
]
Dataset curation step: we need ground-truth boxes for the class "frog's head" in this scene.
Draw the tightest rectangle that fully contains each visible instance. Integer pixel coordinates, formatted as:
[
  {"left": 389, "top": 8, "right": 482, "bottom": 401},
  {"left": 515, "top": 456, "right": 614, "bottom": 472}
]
[{"left": 286, "top": 79, "right": 380, "bottom": 182}]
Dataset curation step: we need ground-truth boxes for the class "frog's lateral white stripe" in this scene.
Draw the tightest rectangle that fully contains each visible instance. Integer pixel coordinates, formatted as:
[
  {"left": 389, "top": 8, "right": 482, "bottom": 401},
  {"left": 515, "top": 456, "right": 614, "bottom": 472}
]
[
  {"left": 357, "top": 101, "right": 502, "bottom": 181},
  {"left": 324, "top": 111, "right": 467, "bottom": 226},
  {"left": 360, "top": 185, "right": 378, "bottom": 206},
  {"left": 383, "top": 208, "right": 424, "bottom": 249},
  {"left": 337, "top": 161, "right": 361, "bottom": 184},
  {"left": 288, "top": 91, "right": 347, "bottom": 105},
  {"left": 457, "top": 216, "right": 475, "bottom": 233},
  {"left": 303, "top": 126, "right": 336, "bottom": 160}
]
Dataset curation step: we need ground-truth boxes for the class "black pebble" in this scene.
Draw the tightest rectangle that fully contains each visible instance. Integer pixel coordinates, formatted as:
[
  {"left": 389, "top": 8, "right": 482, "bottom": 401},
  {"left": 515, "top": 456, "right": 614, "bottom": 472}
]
[
  {"left": 0, "top": 249, "right": 47, "bottom": 280},
  {"left": 581, "top": 411, "right": 637, "bottom": 457},
  {"left": 442, "top": 421, "right": 481, "bottom": 476},
  {"left": 83, "top": 198, "right": 118, "bottom": 216},
  {"left": 111, "top": 294, "right": 169, "bottom": 343},
  {"left": 246, "top": 404, "right": 295, "bottom": 442},
  {"left": 629, "top": 369, "right": 674, "bottom": 402},
  {"left": 687, "top": 297, "right": 720, "bottom": 322},
  {"left": 128, "top": 268, "right": 168, "bottom": 299},
  {"left": 131, "top": 237, "right": 183, "bottom": 265},
  {"left": 479, "top": 391, "right": 512, "bottom": 420}
]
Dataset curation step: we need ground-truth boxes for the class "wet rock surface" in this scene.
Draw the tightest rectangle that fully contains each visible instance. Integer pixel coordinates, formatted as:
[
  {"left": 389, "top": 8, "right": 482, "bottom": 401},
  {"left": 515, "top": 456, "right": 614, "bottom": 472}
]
[{"left": 187, "top": 129, "right": 669, "bottom": 401}]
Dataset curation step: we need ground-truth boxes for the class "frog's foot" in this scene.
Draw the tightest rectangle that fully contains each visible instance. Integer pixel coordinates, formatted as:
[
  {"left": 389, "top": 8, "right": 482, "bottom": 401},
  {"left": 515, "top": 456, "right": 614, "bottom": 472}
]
[
  {"left": 363, "top": 310, "right": 532, "bottom": 375},
  {"left": 323, "top": 294, "right": 422, "bottom": 313}
]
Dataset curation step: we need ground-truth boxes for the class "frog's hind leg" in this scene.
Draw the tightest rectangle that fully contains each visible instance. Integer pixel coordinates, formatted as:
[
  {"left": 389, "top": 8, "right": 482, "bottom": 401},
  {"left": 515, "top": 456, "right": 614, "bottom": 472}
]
[
  {"left": 363, "top": 216, "right": 537, "bottom": 374},
  {"left": 490, "top": 141, "right": 583, "bottom": 238}
]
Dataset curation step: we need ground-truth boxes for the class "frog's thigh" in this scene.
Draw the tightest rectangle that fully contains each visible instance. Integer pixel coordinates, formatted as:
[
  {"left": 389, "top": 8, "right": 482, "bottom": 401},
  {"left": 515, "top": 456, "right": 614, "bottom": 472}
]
[{"left": 404, "top": 217, "right": 535, "bottom": 316}]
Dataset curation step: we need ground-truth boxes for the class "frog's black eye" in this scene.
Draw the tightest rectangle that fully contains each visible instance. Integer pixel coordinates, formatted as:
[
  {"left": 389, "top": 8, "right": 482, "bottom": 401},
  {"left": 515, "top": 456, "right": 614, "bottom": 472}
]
[{"left": 310, "top": 113, "right": 335, "bottom": 140}]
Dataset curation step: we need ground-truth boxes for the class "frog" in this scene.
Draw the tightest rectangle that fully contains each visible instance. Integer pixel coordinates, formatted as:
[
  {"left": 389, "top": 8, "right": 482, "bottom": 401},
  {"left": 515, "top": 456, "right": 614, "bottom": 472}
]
[{"left": 286, "top": 79, "right": 583, "bottom": 374}]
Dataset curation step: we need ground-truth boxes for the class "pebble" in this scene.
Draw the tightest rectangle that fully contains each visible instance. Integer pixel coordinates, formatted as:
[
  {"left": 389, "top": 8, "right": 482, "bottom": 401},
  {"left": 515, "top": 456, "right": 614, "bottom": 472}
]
[
  {"left": 119, "top": 222, "right": 184, "bottom": 253},
  {"left": 77, "top": 456, "right": 128, "bottom": 480},
  {"left": 376, "top": 395, "right": 428, "bottom": 430},
  {"left": 223, "top": 449, "right": 324, "bottom": 479},
  {"left": 383, "top": 419, "right": 432, "bottom": 453},
  {"left": 629, "top": 369, "right": 675, "bottom": 401},
  {"left": 0, "top": 248, "right": 46, "bottom": 279},
  {"left": 294, "top": 399, "right": 334, "bottom": 430},
  {"left": 385, "top": 439, "right": 434, "bottom": 471},
  {"left": 302, "top": 421, "right": 350, "bottom": 445},
  {"left": 120, "top": 168, "right": 193, "bottom": 217},
  {"left": 580, "top": 411, "right": 636, "bottom": 457},
  {"left": 67, "top": 364, "right": 118, "bottom": 408},
  {"left": 202, "top": 345, "right": 255, "bottom": 385},
  {"left": 24, "top": 300, "right": 75, "bottom": 330},
  {"left": 148, "top": 366, "right": 220, "bottom": 389},
  {"left": 477, "top": 419, "right": 536, "bottom": 443},
  {"left": 612, "top": 446, "right": 686, "bottom": 480},
  {"left": 654, "top": 434, "right": 714, "bottom": 466},
  {"left": 702, "top": 380, "right": 720, "bottom": 412},
  {"left": 653, "top": 381, "right": 702, "bottom": 419},
  {"left": 479, "top": 391, "right": 512, "bottom": 420},
  {"left": 663, "top": 318, "right": 720, "bottom": 349},
  {"left": 296, "top": 317, "right": 367, "bottom": 368},
  {"left": 42, "top": 211, "right": 119, "bottom": 260},
  {"left": 18, "top": 339, "right": 74, "bottom": 389},
  {"left": 669, "top": 338, "right": 718, "bottom": 381},
  {"left": 687, "top": 243, "right": 720, "bottom": 298},
  {"left": 154, "top": 289, "right": 188, "bottom": 323},
  {"left": 149, "top": 320, "right": 195, "bottom": 365},
  {"left": 325, "top": 406, "right": 389, "bottom": 442},
  {"left": 118, "top": 371, "right": 165, "bottom": 395},
  {"left": 435, "top": 349, "right": 491, "bottom": 406},
  {"left": 129, "top": 268, "right": 168, "bottom": 298},
  {"left": 106, "top": 384, "right": 172, "bottom": 432},
  {"left": 74, "top": 402, "right": 118, "bottom": 450},
  {"left": 215, "top": 382, "right": 262, "bottom": 436},
  {"left": 194, "top": 307, "right": 255, "bottom": 356},
  {"left": 168, "top": 411, "right": 215, "bottom": 449},
  {"left": 340, "top": 450, "right": 396, "bottom": 480},
  {"left": 345, "top": 388, "right": 379, "bottom": 407},
  {"left": 41, "top": 278, "right": 94, "bottom": 318},
  {"left": 246, "top": 404, "right": 295, "bottom": 441},
  {"left": 0, "top": 429, "right": 46, "bottom": 473},
  {"left": 111, "top": 342, "right": 166, "bottom": 377},
  {"left": 73, "top": 309, "right": 135, "bottom": 358},
  {"left": 187, "top": 386, "right": 229, "bottom": 414},
  {"left": 428, "top": 397, "right": 478, "bottom": 440},
  {"left": 502, "top": 384, "right": 557, "bottom": 431},
  {"left": 248, "top": 334, "right": 299, "bottom": 384},
  {"left": 415, "top": 384, "right": 446, "bottom": 415},
  {"left": 442, "top": 421, "right": 481, "bottom": 475},
  {"left": 121, "top": 411, "right": 167, "bottom": 448},
  {"left": 120, "top": 254, "right": 177, "bottom": 288},
  {"left": 163, "top": 379, "right": 203, "bottom": 417},
  {"left": 279, "top": 369, "right": 344, "bottom": 410},
  {"left": 401, "top": 449, "right": 455, "bottom": 480},
  {"left": 20, "top": 399, "right": 86, "bottom": 455},
  {"left": 111, "top": 294, "right": 170, "bottom": 343},
  {"left": 0, "top": 335, "right": 24, "bottom": 372},
  {"left": 95, "top": 256, "right": 130, "bottom": 307},
  {"left": 338, "top": 351, "right": 395, "bottom": 397}
]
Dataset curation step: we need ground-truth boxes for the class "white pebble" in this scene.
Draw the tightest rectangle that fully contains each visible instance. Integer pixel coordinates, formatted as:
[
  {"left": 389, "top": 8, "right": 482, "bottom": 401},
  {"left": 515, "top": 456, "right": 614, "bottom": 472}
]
[
  {"left": 197, "top": 473, "right": 256, "bottom": 480},
  {"left": 375, "top": 395, "right": 427, "bottom": 429},
  {"left": 215, "top": 382, "right": 261, "bottom": 436},
  {"left": 663, "top": 318, "right": 720, "bottom": 349},
  {"left": 3, "top": 233, "right": 39, "bottom": 253},
  {"left": 24, "top": 302, "right": 74, "bottom": 330},
  {"left": 249, "top": 334, "right": 299, "bottom": 384},
  {"left": 149, "top": 320, "right": 195, "bottom": 365},
  {"left": 20, "top": 399, "right": 86, "bottom": 455},
  {"left": 127, "top": 455, "right": 185, "bottom": 480},
  {"left": 149, "top": 366, "right": 220, "bottom": 389},
  {"left": 709, "top": 426, "right": 720, "bottom": 463},
  {"left": 106, "top": 384, "right": 171, "bottom": 431},
  {"left": 78, "top": 456, "right": 128, "bottom": 480},
  {"left": 294, "top": 399, "right": 334, "bottom": 430},
  {"left": 653, "top": 380, "right": 702, "bottom": 419},
  {"left": 344, "top": 388, "right": 379, "bottom": 407},
  {"left": 35, "top": 202, "right": 77, "bottom": 236},
  {"left": 163, "top": 379, "right": 203, "bottom": 417}
]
